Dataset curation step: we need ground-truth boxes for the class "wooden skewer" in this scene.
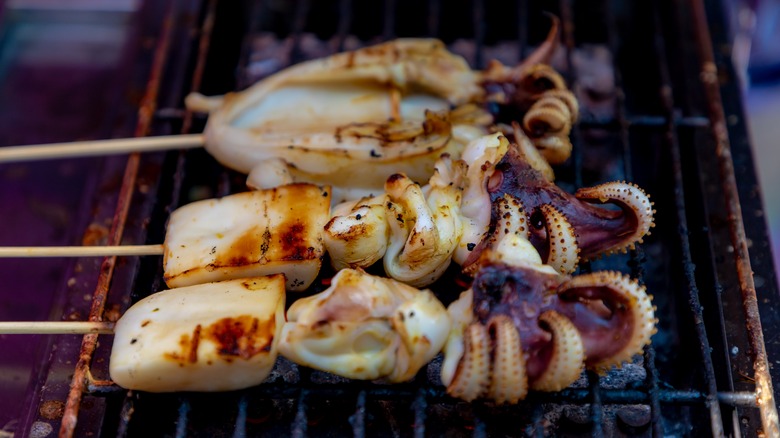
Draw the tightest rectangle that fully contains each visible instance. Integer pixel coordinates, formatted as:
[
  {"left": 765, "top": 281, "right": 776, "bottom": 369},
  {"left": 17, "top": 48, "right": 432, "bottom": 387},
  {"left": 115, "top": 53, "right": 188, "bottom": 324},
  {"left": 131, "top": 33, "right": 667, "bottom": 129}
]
[
  {"left": 389, "top": 87, "right": 402, "bottom": 122},
  {"left": 0, "top": 244, "right": 164, "bottom": 258},
  {"left": 0, "top": 134, "right": 204, "bottom": 163},
  {"left": 0, "top": 321, "right": 115, "bottom": 335}
]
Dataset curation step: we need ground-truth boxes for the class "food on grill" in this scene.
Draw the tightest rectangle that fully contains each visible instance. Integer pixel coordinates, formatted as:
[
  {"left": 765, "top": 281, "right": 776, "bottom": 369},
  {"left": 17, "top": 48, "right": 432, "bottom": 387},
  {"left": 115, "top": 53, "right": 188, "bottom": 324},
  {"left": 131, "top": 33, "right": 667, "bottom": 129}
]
[
  {"left": 188, "top": 23, "right": 576, "bottom": 200},
  {"left": 440, "top": 234, "right": 656, "bottom": 403},
  {"left": 324, "top": 132, "right": 654, "bottom": 285},
  {"left": 278, "top": 268, "right": 451, "bottom": 383},
  {"left": 324, "top": 159, "right": 465, "bottom": 287},
  {"left": 462, "top": 132, "right": 655, "bottom": 274},
  {"left": 109, "top": 275, "right": 286, "bottom": 392},
  {"left": 163, "top": 183, "right": 331, "bottom": 291}
]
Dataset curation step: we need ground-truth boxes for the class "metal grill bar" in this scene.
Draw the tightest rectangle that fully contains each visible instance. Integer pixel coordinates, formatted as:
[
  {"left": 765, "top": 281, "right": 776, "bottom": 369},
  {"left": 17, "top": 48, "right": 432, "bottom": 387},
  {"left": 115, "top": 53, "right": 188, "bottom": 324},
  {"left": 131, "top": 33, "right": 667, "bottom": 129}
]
[
  {"left": 334, "top": 0, "right": 352, "bottom": 52},
  {"left": 472, "top": 0, "right": 485, "bottom": 68},
  {"left": 411, "top": 387, "right": 428, "bottom": 438},
  {"left": 288, "top": 0, "right": 311, "bottom": 65},
  {"left": 349, "top": 390, "right": 367, "bottom": 437},
  {"left": 58, "top": 1, "right": 178, "bottom": 436},
  {"left": 515, "top": 0, "right": 528, "bottom": 59},
  {"left": 579, "top": 115, "right": 711, "bottom": 128},
  {"left": 643, "top": 346, "right": 664, "bottom": 436},
  {"left": 689, "top": 0, "right": 780, "bottom": 434},
  {"left": 174, "top": 399, "right": 191, "bottom": 438},
  {"left": 383, "top": 0, "right": 396, "bottom": 40},
  {"left": 472, "top": 406, "right": 488, "bottom": 438},
  {"left": 557, "top": 3, "right": 607, "bottom": 435},
  {"left": 649, "top": 2, "right": 726, "bottom": 435},
  {"left": 116, "top": 394, "right": 135, "bottom": 438},
  {"left": 291, "top": 389, "right": 309, "bottom": 438},
  {"left": 146, "top": 382, "right": 750, "bottom": 405},
  {"left": 427, "top": 0, "right": 440, "bottom": 37},
  {"left": 233, "top": 396, "right": 248, "bottom": 438},
  {"left": 601, "top": 1, "right": 662, "bottom": 435},
  {"left": 529, "top": 404, "right": 545, "bottom": 437}
]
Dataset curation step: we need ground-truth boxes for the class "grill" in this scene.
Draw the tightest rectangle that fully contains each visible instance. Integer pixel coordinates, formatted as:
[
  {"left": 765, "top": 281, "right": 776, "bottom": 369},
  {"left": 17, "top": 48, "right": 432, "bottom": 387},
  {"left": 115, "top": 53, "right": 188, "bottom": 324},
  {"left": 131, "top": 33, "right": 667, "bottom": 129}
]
[{"left": 4, "top": 0, "right": 780, "bottom": 436}]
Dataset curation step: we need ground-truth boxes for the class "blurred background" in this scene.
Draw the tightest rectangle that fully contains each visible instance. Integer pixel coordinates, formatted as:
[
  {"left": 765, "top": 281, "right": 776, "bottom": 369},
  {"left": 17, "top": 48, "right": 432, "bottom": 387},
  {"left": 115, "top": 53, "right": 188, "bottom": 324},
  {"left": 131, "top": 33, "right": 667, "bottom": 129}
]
[{"left": 733, "top": 0, "right": 780, "bottom": 285}]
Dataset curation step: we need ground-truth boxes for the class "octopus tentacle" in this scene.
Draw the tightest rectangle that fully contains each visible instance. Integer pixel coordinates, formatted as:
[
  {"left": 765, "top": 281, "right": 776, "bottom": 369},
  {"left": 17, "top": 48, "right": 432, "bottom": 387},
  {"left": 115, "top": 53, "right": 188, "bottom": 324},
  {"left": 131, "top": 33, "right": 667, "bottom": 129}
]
[
  {"left": 574, "top": 182, "right": 655, "bottom": 259},
  {"left": 512, "top": 122, "right": 555, "bottom": 181},
  {"left": 462, "top": 192, "right": 533, "bottom": 278},
  {"left": 442, "top": 234, "right": 657, "bottom": 404},
  {"left": 487, "top": 315, "right": 528, "bottom": 404},
  {"left": 480, "top": 18, "right": 561, "bottom": 99},
  {"left": 523, "top": 89, "right": 578, "bottom": 164},
  {"left": 556, "top": 271, "right": 657, "bottom": 373},
  {"left": 484, "top": 137, "right": 655, "bottom": 268},
  {"left": 537, "top": 204, "right": 580, "bottom": 275},
  {"left": 446, "top": 322, "right": 491, "bottom": 402},
  {"left": 530, "top": 311, "right": 585, "bottom": 392}
]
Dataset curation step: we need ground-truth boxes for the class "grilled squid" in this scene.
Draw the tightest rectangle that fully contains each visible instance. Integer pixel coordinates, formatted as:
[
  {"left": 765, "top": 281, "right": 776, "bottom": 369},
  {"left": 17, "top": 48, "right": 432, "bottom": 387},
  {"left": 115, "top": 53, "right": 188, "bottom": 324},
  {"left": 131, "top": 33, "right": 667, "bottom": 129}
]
[
  {"left": 324, "top": 156, "right": 466, "bottom": 287},
  {"left": 188, "top": 21, "right": 576, "bottom": 201},
  {"left": 278, "top": 268, "right": 451, "bottom": 383},
  {"left": 163, "top": 183, "right": 331, "bottom": 291},
  {"left": 441, "top": 234, "right": 657, "bottom": 403},
  {"left": 110, "top": 275, "right": 286, "bottom": 392},
  {"left": 324, "top": 133, "right": 654, "bottom": 285}
]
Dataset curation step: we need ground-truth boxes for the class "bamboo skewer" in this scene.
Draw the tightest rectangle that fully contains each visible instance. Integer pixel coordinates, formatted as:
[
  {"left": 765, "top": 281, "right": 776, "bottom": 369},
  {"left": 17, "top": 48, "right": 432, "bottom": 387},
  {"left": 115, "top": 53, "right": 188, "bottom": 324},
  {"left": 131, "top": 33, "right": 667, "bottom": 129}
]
[
  {"left": 0, "top": 321, "right": 115, "bottom": 335},
  {"left": 0, "top": 134, "right": 204, "bottom": 163},
  {"left": 0, "top": 244, "right": 164, "bottom": 258},
  {"left": 389, "top": 86, "right": 402, "bottom": 122}
]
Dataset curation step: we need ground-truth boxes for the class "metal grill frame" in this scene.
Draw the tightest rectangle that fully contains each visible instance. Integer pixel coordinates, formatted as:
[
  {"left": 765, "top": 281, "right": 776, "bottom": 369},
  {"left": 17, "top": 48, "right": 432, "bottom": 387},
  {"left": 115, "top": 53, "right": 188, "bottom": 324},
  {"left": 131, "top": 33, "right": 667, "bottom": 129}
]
[{"left": 11, "top": 0, "right": 780, "bottom": 436}]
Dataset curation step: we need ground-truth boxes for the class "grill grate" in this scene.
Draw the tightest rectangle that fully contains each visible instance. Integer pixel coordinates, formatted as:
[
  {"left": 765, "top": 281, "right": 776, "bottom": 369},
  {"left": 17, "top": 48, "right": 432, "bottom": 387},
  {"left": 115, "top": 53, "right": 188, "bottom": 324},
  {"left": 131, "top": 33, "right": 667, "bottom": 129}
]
[{"left": 10, "top": 0, "right": 780, "bottom": 436}]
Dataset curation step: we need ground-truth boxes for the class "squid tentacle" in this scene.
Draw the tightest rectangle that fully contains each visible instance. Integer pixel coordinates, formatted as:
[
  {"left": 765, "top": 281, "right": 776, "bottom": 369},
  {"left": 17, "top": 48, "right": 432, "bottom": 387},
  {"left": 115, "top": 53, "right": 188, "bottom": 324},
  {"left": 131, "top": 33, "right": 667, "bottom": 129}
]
[
  {"left": 536, "top": 204, "right": 580, "bottom": 275},
  {"left": 487, "top": 315, "right": 528, "bottom": 404},
  {"left": 556, "top": 271, "right": 658, "bottom": 373},
  {"left": 574, "top": 182, "right": 656, "bottom": 259},
  {"left": 442, "top": 234, "right": 657, "bottom": 404},
  {"left": 530, "top": 310, "right": 585, "bottom": 392},
  {"left": 445, "top": 322, "right": 491, "bottom": 402}
]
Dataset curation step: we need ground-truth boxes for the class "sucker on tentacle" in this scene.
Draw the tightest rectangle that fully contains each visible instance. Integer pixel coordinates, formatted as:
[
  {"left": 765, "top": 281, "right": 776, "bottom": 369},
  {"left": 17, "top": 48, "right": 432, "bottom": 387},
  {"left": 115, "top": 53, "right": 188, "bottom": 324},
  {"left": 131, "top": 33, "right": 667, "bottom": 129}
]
[
  {"left": 441, "top": 234, "right": 657, "bottom": 403},
  {"left": 466, "top": 132, "right": 655, "bottom": 272}
]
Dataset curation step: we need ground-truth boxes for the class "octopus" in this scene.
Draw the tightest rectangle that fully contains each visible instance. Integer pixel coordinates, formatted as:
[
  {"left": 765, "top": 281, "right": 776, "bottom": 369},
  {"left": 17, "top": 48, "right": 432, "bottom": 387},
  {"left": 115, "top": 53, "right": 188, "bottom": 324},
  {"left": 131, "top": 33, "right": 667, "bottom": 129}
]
[
  {"left": 460, "top": 132, "right": 656, "bottom": 275},
  {"left": 441, "top": 234, "right": 657, "bottom": 403},
  {"left": 324, "top": 132, "right": 654, "bottom": 286}
]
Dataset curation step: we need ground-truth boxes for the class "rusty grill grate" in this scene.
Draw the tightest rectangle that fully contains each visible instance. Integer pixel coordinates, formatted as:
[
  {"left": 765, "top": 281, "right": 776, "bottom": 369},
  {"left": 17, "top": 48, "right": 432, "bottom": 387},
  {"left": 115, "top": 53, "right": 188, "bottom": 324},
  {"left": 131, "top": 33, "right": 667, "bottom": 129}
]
[{"left": 9, "top": 0, "right": 780, "bottom": 436}]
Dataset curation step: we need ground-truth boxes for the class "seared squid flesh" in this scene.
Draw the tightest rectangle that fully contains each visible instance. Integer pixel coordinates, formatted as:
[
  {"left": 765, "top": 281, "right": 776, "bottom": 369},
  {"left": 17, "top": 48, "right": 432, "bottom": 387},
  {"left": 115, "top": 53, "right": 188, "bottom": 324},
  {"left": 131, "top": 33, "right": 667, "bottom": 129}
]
[
  {"left": 278, "top": 269, "right": 451, "bottom": 383},
  {"left": 190, "top": 25, "right": 576, "bottom": 200},
  {"left": 237, "top": 107, "right": 490, "bottom": 201},
  {"left": 324, "top": 156, "right": 466, "bottom": 287},
  {"left": 323, "top": 195, "right": 390, "bottom": 271},
  {"left": 441, "top": 234, "right": 656, "bottom": 403},
  {"left": 163, "top": 183, "right": 331, "bottom": 291},
  {"left": 110, "top": 275, "right": 286, "bottom": 392}
]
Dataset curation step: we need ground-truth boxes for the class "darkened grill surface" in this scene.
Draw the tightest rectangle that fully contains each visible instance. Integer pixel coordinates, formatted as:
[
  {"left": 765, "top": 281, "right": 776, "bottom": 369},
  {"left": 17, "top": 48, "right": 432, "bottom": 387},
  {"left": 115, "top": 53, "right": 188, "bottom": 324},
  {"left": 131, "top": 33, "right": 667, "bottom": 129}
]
[{"left": 12, "top": 0, "right": 780, "bottom": 436}]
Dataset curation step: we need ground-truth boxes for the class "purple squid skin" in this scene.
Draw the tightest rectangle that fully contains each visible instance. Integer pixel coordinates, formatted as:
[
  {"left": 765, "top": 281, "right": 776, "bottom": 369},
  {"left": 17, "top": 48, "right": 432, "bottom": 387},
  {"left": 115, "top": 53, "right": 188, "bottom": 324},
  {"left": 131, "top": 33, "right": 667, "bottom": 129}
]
[
  {"left": 486, "top": 144, "right": 641, "bottom": 263},
  {"left": 470, "top": 260, "right": 636, "bottom": 382}
]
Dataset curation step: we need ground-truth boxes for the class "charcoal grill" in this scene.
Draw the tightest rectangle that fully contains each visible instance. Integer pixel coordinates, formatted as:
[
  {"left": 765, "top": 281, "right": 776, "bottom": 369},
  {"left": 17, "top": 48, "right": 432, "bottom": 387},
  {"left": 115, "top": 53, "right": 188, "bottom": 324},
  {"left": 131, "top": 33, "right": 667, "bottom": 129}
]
[{"left": 2, "top": 0, "right": 780, "bottom": 436}]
